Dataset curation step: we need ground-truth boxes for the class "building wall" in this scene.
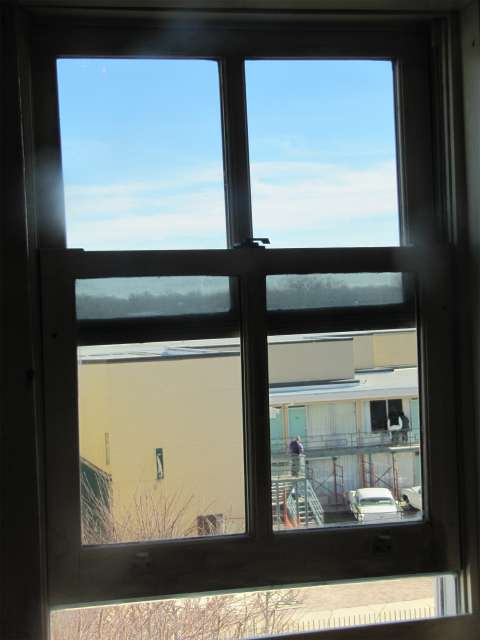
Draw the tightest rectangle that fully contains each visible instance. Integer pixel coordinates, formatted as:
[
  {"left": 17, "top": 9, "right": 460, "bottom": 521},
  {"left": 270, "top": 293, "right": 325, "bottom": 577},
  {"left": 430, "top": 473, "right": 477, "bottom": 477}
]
[
  {"left": 78, "top": 364, "right": 112, "bottom": 474},
  {"left": 268, "top": 338, "right": 354, "bottom": 383},
  {"left": 303, "top": 395, "right": 419, "bottom": 499},
  {"left": 372, "top": 331, "right": 418, "bottom": 368},
  {"left": 307, "top": 402, "right": 357, "bottom": 437},
  {"left": 351, "top": 330, "right": 418, "bottom": 370},
  {"left": 352, "top": 334, "right": 375, "bottom": 370},
  {"left": 78, "top": 354, "right": 245, "bottom": 537}
]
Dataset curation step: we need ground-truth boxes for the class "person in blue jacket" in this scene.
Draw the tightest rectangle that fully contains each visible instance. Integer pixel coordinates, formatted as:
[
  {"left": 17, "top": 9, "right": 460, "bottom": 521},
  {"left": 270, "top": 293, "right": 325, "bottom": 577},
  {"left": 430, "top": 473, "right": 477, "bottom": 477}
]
[{"left": 289, "top": 435, "right": 304, "bottom": 477}]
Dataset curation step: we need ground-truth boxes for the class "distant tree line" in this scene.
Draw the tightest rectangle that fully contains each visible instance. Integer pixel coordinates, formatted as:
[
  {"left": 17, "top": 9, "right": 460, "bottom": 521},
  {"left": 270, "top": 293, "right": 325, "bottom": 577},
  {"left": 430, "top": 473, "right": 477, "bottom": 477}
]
[
  {"left": 76, "top": 290, "right": 230, "bottom": 319},
  {"left": 267, "top": 277, "right": 403, "bottom": 310},
  {"left": 76, "top": 279, "right": 402, "bottom": 319}
]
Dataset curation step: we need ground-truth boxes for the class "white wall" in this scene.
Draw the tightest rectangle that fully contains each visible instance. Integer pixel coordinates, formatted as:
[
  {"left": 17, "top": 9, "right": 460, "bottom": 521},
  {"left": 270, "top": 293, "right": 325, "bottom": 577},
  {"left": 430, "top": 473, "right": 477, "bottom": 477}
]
[{"left": 307, "top": 402, "right": 356, "bottom": 438}]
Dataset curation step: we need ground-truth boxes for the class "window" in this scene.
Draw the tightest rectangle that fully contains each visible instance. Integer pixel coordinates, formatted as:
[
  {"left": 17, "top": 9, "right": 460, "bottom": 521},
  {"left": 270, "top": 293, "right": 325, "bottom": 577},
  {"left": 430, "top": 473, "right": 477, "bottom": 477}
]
[
  {"left": 33, "top": 12, "right": 463, "bottom": 636},
  {"left": 51, "top": 574, "right": 458, "bottom": 638},
  {"left": 371, "top": 399, "right": 403, "bottom": 432},
  {"left": 57, "top": 59, "right": 226, "bottom": 250},
  {"left": 155, "top": 448, "right": 164, "bottom": 480},
  {"left": 245, "top": 60, "right": 400, "bottom": 248}
]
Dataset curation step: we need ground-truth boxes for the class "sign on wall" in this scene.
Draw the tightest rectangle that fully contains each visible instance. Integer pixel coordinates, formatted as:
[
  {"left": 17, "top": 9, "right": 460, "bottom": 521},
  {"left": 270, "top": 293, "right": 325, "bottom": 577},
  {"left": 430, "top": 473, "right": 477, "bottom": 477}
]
[{"left": 155, "top": 448, "right": 164, "bottom": 480}]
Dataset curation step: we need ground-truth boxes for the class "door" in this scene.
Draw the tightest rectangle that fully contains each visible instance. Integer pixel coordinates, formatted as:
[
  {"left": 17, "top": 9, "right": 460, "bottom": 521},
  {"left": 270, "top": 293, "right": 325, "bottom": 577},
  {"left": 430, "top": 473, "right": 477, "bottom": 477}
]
[
  {"left": 269, "top": 406, "right": 285, "bottom": 451},
  {"left": 410, "top": 398, "right": 421, "bottom": 440},
  {"left": 288, "top": 406, "right": 307, "bottom": 442}
]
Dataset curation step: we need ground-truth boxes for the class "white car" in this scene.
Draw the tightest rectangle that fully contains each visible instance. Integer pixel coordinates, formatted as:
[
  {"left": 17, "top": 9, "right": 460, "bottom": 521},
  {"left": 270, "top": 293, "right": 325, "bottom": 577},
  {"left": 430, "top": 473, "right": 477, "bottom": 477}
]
[
  {"left": 348, "top": 487, "right": 400, "bottom": 523},
  {"left": 401, "top": 486, "right": 422, "bottom": 510}
]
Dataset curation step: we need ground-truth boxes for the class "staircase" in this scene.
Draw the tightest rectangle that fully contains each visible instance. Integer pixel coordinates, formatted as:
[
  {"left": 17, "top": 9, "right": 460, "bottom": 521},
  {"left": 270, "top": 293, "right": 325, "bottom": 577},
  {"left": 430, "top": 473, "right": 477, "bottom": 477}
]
[{"left": 272, "top": 477, "right": 324, "bottom": 529}]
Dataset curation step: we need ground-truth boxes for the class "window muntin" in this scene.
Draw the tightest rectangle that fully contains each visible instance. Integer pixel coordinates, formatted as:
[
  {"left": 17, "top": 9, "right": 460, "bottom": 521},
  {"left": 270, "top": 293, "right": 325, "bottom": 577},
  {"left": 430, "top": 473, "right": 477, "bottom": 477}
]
[
  {"left": 57, "top": 59, "right": 226, "bottom": 250},
  {"left": 245, "top": 60, "right": 400, "bottom": 248}
]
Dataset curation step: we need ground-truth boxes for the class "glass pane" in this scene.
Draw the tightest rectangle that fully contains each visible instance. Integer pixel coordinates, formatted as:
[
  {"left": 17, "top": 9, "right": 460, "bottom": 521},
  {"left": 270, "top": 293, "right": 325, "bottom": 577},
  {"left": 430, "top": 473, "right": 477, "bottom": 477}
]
[
  {"left": 51, "top": 575, "right": 458, "bottom": 639},
  {"left": 57, "top": 59, "right": 226, "bottom": 250},
  {"left": 269, "top": 328, "right": 423, "bottom": 531},
  {"left": 267, "top": 273, "right": 403, "bottom": 311},
  {"left": 246, "top": 60, "right": 399, "bottom": 248},
  {"left": 78, "top": 336, "right": 245, "bottom": 544},
  {"left": 76, "top": 276, "right": 231, "bottom": 320}
]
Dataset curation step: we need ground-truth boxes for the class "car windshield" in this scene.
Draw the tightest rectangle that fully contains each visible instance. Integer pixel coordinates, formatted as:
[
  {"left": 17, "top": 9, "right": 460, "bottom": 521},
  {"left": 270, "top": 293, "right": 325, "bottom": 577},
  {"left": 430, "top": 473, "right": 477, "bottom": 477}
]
[{"left": 360, "top": 498, "right": 395, "bottom": 506}]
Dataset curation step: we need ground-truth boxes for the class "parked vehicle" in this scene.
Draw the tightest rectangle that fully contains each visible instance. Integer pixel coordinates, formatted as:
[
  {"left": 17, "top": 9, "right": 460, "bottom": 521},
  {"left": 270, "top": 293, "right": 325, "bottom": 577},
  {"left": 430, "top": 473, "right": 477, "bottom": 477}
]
[
  {"left": 401, "top": 486, "right": 422, "bottom": 511},
  {"left": 348, "top": 487, "right": 400, "bottom": 523}
]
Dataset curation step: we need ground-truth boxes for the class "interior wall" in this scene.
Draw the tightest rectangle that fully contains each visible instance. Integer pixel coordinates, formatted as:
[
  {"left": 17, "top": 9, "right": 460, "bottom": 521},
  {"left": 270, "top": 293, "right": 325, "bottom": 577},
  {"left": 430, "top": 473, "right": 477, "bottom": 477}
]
[{"left": 2, "top": 4, "right": 480, "bottom": 639}]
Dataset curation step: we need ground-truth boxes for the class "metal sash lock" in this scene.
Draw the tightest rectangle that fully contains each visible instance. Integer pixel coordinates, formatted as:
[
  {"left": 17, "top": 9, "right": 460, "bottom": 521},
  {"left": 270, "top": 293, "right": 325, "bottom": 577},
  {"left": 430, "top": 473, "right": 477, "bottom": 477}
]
[{"left": 233, "top": 237, "right": 270, "bottom": 249}]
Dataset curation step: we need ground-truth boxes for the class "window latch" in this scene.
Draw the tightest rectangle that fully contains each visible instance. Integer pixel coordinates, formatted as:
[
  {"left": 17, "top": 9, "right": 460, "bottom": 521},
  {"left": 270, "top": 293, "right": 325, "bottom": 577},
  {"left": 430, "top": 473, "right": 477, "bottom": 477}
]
[{"left": 233, "top": 237, "right": 270, "bottom": 249}]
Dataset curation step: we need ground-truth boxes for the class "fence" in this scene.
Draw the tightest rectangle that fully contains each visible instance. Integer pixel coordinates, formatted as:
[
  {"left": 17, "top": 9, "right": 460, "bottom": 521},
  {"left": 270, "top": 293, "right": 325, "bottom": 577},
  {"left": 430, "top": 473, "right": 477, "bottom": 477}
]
[{"left": 244, "top": 604, "right": 436, "bottom": 637}]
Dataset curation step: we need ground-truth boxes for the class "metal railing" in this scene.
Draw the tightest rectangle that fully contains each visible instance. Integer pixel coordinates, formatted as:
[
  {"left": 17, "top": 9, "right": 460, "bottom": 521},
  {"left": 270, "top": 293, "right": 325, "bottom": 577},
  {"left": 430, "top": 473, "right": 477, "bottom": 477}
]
[
  {"left": 239, "top": 604, "right": 436, "bottom": 636},
  {"left": 286, "top": 480, "right": 324, "bottom": 527},
  {"left": 305, "top": 481, "right": 325, "bottom": 525},
  {"left": 271, "top": 429, "right": 421, "bottom": 455}
]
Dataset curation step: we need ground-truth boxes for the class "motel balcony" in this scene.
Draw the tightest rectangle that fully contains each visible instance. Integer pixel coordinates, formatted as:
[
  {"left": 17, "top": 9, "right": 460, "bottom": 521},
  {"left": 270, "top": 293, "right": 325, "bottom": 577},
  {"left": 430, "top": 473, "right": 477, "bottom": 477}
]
[{"left": 270, "top": 429, "right": 421, "bottom": 460}]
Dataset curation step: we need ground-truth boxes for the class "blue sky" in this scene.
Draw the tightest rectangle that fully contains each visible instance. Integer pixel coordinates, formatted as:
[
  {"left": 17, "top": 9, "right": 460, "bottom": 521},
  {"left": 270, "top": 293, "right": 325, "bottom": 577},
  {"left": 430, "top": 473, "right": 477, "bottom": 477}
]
[{"left": 57, "top": 58, "right": 399, "bottom": 250}]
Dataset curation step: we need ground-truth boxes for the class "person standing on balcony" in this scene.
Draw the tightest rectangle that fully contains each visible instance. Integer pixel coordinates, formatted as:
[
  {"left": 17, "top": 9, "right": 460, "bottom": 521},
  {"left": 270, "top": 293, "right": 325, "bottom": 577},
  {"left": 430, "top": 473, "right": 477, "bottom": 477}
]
[
  {"left": 289, "top": 435, "right": 304, "bottom": 477},
  {"left": 399, "top": 411, "right": 410, "bottom": 443},
  {"left": 387, "top": 410, "right": 402, "bottom": 445}
]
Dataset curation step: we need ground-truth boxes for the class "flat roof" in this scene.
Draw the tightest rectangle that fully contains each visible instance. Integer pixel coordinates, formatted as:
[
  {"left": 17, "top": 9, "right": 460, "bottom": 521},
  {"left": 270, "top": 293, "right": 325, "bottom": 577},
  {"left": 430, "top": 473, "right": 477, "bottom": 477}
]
[
  {"left": 78, "top": 328, "right": 416, "bottom": 363},
  {"left": 269, "top": 367, "right": 418, "bottom": 403}
]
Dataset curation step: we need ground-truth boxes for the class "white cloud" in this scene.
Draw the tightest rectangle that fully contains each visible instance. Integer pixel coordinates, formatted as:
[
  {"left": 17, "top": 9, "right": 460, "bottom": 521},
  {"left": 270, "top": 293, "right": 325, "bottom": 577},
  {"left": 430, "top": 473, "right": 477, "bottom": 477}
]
[
  {"left": 250, "top": 160, "right": 398, "bottom": 229},
  {"left": 65, "top": 160, "right": 399, "bottom": 250}
]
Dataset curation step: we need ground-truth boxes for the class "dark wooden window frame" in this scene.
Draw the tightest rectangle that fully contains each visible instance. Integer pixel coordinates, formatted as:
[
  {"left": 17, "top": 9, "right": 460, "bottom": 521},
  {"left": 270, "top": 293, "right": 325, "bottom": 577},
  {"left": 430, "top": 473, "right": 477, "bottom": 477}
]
[{"left": 31, "top": 11, "right": 463, "bottom": 624}]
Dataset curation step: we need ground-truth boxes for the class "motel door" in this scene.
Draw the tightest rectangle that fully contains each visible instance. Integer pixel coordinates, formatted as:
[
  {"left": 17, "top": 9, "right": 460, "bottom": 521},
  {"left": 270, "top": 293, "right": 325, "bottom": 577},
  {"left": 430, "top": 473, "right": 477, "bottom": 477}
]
[
  {"left": 410, "top": 398, "right": 420, "bottom": 435},
  {"left": 410, "top": 399, "right": 422, "bottom": 483},
  {"left": 288, "top": 406, "right": 307, "bottom": 442},
  {"left": 269, "top": 407, "right": 285, "bottom": 449}
]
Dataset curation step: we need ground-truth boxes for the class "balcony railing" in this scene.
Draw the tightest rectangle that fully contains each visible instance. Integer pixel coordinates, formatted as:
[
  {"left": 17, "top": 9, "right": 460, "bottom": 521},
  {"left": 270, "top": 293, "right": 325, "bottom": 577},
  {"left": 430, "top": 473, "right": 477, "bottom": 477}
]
[{"left": 270, "top": 429, "right": 421, "bottom": 455}]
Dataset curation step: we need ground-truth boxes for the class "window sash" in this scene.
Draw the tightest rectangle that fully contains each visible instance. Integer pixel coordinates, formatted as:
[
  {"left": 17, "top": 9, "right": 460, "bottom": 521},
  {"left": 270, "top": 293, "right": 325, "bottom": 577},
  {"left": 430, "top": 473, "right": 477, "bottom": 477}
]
[
  {"left": 40, "top": 246, "right": 459, "bottom": 606},
  {"left": 30, "top": 18, "right": 438, "bottom": 251},
  {"left": 64, "top": 247, "right": 416, "bottom": 345}
]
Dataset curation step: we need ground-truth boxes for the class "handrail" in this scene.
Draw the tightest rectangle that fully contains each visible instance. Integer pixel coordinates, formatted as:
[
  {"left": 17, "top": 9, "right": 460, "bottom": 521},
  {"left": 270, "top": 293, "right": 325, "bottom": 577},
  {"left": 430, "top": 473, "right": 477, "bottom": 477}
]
[
  {"left": 280, "top": 479, "right": 324, "bottom": 527},
  {"left": 271, "top": 428, "right": 421, "bottom": 454},
  {"left": 305, "top": 481, "right": 324, "bottom": 525}
]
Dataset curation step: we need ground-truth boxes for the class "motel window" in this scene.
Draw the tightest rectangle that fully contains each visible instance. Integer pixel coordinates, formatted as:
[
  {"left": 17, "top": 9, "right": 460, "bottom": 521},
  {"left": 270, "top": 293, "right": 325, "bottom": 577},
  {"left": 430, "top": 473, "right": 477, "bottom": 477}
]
[
  {"left": 370, "top": 399, "right": 403, "bottom": 432},
  {"left": 31, "top": 12, "right": 466, "bottom": 639}
]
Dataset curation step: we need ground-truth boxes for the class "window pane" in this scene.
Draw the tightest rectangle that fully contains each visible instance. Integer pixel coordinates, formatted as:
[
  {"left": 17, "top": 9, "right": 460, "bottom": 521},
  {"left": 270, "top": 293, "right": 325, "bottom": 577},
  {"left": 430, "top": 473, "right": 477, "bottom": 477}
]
[
  {"left": 267, "top": 273, "right": 404, "bottom": 311},
  {"left": 246, "top": 60, "right": 399, "bottom": 248},
  {"left": 76, "top": 276, "right": 231, "bottom": 320},
  {"left": 57, "top": 59, "right": 226, "bottom": 250},
  {"left": 78, "top": 336, "right": 245, "bottom": 544},
  {"left": 51, "top": 575, "right": 457, "bottom": 639},
  {"left": 268, "top": 328, "right": 423, "bottom": 531}
]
